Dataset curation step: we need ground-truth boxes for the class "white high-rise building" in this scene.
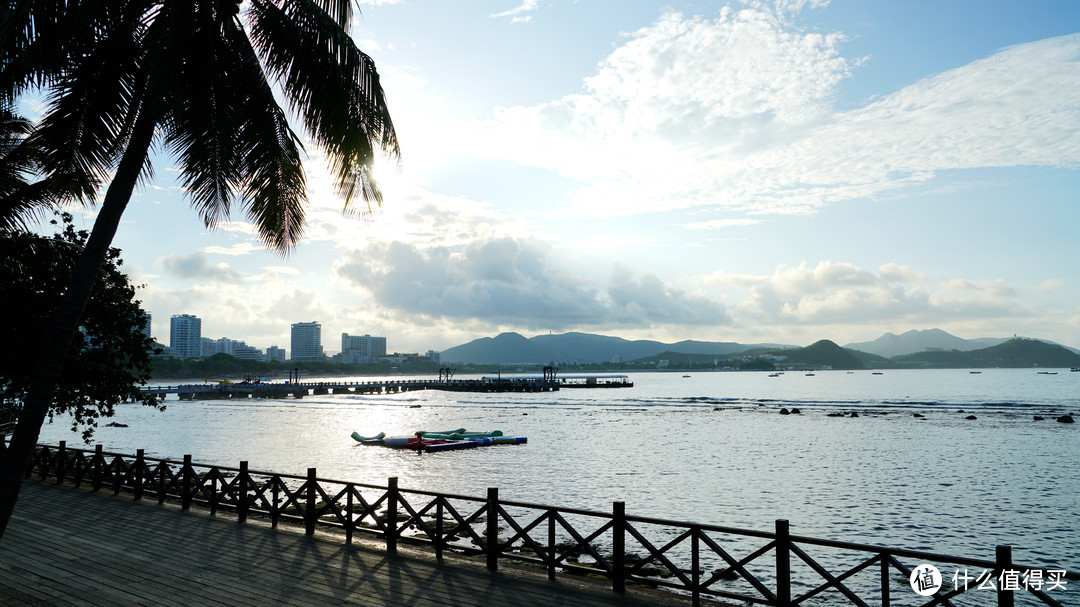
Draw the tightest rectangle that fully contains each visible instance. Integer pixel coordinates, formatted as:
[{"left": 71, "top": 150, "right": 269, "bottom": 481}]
[
  {"left": 340, "top": 333, "right": 387, "bottom": 362},
  {"left": 291, "top": 322, "right": 323, "bottom": 361},
  {"left": 169, "top": 314, "right": 202, "bottom": 359}
]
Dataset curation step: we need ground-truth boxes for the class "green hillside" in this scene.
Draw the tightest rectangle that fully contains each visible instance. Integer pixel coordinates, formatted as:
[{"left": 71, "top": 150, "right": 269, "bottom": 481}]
[
  {"left": 766, "top": 340, "right": 866, "bottom": 370},
  {"left": 894, "top": 338, "right": 1080, "bottom": 368}
]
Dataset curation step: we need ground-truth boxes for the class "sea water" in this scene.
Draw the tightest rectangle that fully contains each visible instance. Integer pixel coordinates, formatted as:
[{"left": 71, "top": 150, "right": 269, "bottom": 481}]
[{"left": 37, "top": 368, "right": 1079, "bottom": 575}]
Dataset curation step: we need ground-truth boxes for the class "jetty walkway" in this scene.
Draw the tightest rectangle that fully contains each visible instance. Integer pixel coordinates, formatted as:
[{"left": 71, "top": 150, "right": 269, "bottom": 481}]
[
  {"left": 146, "top": 378, "right": 561, "bottom": 400},
  {"left": 144, "top": 374, "right": 633, "bottom": 401},
  {"left": 0, "top": 481, "right": 687, "bottom": 607}
]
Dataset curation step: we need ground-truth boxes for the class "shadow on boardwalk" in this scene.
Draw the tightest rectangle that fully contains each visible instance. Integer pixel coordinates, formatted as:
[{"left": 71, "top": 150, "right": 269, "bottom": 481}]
[{"left": 0, "top": 481, "right": 700, "bottom": 607}]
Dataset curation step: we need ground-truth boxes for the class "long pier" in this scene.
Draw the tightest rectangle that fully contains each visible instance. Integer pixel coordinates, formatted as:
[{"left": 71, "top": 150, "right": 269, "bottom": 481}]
[
  {"left": 144, "top": 374, "right": 634, "bottom": 401},
  {"left": 145, "top": 377, "right": 561, "bottom": 401}
]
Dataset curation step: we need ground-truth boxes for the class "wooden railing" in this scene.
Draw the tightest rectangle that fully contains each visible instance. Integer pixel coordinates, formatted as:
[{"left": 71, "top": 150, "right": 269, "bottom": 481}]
[{"left": 28, "top": 443, "right": 1076, "bottom": 607}]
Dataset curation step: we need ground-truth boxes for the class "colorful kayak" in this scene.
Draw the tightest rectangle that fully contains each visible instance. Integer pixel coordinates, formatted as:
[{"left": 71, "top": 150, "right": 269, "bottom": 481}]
[
  {"left": 421, "top": 430, "right": 504, "bottom": 440},
  {"left": 352, "top": 429, "right": 525, "bottom": 451},
  {"left": 492, "top": 436, "right": 527, "bottom": 445}
]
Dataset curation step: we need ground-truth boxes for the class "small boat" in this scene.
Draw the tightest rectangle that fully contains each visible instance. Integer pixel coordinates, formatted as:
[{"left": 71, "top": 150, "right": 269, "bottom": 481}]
[
  {"left": 420, "top": 430, "right": 503, "bottom": 440},
  {"left": 353, "top": 429, "right": 526, "bottom": 451},
  {"left": 872, "top": 372, "right": 883, "bottom": 375},
  {"left": 351, "top": 431, "right": 385, "bottom": 443},
  {"left": 969, "top": 371, "right": 982, "bottom": 374},
  {"left": 805, "top": 373, "right": 815, "bottom": 377},
  {"left": 1071, "top": 368, "right": 1080, "bottom": 372},
  {"left": 682, "top": 374, "right": 691, "bottom": 378}
]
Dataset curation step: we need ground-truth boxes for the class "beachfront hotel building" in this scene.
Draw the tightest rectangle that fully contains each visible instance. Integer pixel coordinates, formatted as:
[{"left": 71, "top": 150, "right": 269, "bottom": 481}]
[
  {"left": 340, "top": 333, "right": 387, "bottom": 363},
  {"left": 169, "top": 314, "right": 202, "bottom": 359},
  {"left": 290, "top": 322, "right": 323, "bottom": 362},
  {"left": 265, "top": 345, "right": 286, "bottom": 363}
]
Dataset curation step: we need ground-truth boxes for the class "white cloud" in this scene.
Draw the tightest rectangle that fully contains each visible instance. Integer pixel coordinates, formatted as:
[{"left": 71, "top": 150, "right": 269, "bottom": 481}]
[
  {"left": 332, "top": 235, "right": 731, "bottom": 330},
  {"left": 260, "top": 265, "right": 302, "bottom": 276},
  {"left": 491, "top": 0, "right": 539, "bottom": 20},
  {"left": 203, "top": 242, "right": 261, "bottom": 256},
  {"left": 1034, "top": 278, "right": 1065, "bottom": 294},
  {"left": 159, "top": 253, "right": 244, "bottom": 284},
  {"left": 700, "top": 261, "right": 1034, "bottom": 335},
  {"left": 460, "top": 5, "right": 1080, "bottom": 219},
  {"left": 682, "top": 218, "right": 762, "bottom": 230}
]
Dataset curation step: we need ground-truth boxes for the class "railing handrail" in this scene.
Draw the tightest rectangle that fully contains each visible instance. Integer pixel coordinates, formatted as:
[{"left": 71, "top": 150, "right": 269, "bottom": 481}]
[{"left": 27, "top": 442, "right": 1077, "bottom": 607}]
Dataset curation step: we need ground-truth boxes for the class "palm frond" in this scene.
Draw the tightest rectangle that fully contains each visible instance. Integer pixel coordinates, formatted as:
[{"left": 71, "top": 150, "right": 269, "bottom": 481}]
[
  {"left": 29, "top": 3, "right": 150, "bottom": 203},
  {"left": 248, "top": 0, "right": 399, "bottom": 213},
  {"left": 229, "top": 18, "right": 308, "bottom": 253},
  {"left": 151, "top": 1, "right": 242, "bottom": 231}
]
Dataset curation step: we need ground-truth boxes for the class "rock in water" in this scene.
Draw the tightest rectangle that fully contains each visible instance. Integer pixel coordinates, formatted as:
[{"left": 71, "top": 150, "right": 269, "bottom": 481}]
[{"left": 1057, "top": 415, "right": 1075, "bottom": 424}]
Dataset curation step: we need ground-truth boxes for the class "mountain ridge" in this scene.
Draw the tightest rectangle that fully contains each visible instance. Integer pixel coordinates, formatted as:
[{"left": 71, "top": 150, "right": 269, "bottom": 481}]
[
  {"left": 439, "top": 329, "right": 1079, "bottom": 365},
  {"left": 439, "top": 331, "right": 795, "bottom": 364}
]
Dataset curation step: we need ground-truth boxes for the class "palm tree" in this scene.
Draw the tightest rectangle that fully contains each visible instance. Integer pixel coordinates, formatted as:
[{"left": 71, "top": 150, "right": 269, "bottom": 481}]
[{"left": 0, "top": 0, "right": 399, "bottom": 538}]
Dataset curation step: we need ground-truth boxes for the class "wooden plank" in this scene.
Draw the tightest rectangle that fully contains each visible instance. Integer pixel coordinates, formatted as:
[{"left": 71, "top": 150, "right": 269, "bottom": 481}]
[{"left": 1, "top": 481, "right": 705, "bottom": 607}]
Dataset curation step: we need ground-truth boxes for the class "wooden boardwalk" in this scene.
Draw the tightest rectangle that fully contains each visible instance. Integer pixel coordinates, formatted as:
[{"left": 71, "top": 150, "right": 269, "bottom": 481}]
[{"left": 0, "top": 481, "right": 694, "bottom": 607}]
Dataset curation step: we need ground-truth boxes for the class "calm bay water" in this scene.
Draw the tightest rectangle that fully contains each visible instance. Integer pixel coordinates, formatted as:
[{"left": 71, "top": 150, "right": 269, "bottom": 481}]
[{"left": 38, "top": 368, "right": 1079, "bottom": 573}]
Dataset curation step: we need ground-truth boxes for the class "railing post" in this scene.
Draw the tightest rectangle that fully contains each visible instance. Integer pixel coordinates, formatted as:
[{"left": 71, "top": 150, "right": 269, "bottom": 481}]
[
  {"left": 692, "top": 527, "right": 701, "bottom": 607},
  {"left": 305, "top": 468, "right": 317, "bottom": 535},
  {"left": 237, "top": 461, "right": 249, "bottom": 523},
  {"left": 345, "top": 484, "right": 353, "bottom": 545},
  {"left": 271, "top": 477, "right": 280, "bottom": 528},
  {"left": 613, "top": 501, "right": 626, "bottom": 594},
  {"left": 435, "top": 499, "right": 443, "bottom": 561},
  {"left": 56, "top": 441, "right": 66, "bottom": 485},
  {"left": 487, "top": 487, "right": 499, "bottom": 572},
  {"left": 880, "top": 551, "right": 891, "bottom": 607},
  {"left": 209, "top": 468, "right": 219, "bottom": 516},
  {"left": 72, "top": 446, "right": 83, "bottom": 488},
  {"left": 133, "top": 449, "right": 144, "bottom": 500},
  {"left": 547, "top": 509, "right": 556, "bottom": 581},
  {"left": 157, "top": 459, "right": 166, "bottom": 505},
  {"left": 386, "top": 477, "right": 399, "bottom": 553},
  {"left": 111, "top": 454, "right": 122, "bottom": 495},
  {"left": 776, "top": 519, "right": 791, "bottom": 607},
  {"left": 37, "top": 445, "right": 49, "bottom": 481},
  {"left": 181, "top": 455, "right": 193, "bottom": 511},
  {"left": 92, "top": 445, "right": 103, "bottom": 492},
  {"left": 997, "top": 545, "right": 1014, "bottom": 607}
]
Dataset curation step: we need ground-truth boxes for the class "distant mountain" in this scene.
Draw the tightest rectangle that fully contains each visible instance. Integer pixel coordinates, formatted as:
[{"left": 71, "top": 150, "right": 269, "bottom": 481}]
[
  {"left": 845, "top": 329, "right": 1080, "bottom": 358},
  {"left": 843, "top": 328, "right": 984, "bottom": 358},
  {"left": 767, "top": 340, "right": 867, "bottom": 370},
  {"left": 893, "top": 338, "right": 1080, "bottom": 368},
  {"left": 439, "top": 331, "right": 794, "bottom": 364}
]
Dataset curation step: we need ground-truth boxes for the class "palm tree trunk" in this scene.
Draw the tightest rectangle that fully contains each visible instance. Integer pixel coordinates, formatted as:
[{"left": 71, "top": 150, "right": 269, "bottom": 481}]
[{"left": 0, "top": 110, "right": 157, "bottom": 540}]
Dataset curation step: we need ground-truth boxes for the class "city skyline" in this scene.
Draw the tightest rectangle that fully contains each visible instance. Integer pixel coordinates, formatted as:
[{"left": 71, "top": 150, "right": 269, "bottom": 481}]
[{"left": 38, "top": 0, "right": 1080, "bottom": 353}]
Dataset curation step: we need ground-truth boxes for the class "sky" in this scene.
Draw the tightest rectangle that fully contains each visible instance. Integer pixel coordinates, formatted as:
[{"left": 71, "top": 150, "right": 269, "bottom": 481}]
[{"left": 48, "top": 0, "right": 1080, "bottom": 355}]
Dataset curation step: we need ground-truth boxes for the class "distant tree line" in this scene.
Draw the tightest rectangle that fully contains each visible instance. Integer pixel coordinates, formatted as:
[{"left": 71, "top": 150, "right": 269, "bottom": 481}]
[{"left": 151, "top": 353, "right": 442, "bottom": 379}]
